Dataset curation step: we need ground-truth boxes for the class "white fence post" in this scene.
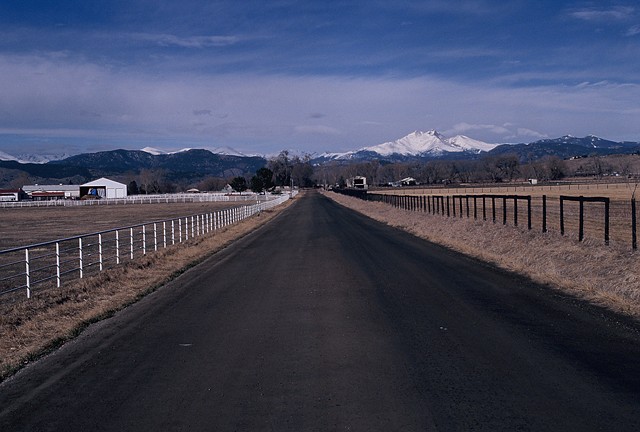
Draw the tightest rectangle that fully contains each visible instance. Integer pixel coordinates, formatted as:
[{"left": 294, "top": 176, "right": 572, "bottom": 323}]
[
  {"left": 99, "top": 233, "right": 103, "bottom": 271},
  {"left": 56, "top": 242, "right": 61, "bottom": 287},
  {"left": 143, "top": 225, "right": 147, "bottom": 255},
  {"left": 163, "top": 221, "right": 167, "bottom": 248},
  {"left": 25, "top": 249, "right": 31, "bottom": 299},
  {"left": 116, "top": 230, "right": 120, "bottom": 265},
  {"left": 154, "top": 223, "right": 158, "bottom": 251},
  {"left": 130, "top": 227, "right": 134, "bottom": 259},
  {"left": 79, "top": 238, "right": 84, "bottom": 279}
]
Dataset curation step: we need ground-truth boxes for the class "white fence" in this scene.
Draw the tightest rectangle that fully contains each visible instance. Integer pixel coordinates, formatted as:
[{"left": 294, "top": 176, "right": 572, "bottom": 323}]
[
  {"left": 0, "top": 193, "right": 295, "bottom": 300},
  {"left": 0, "top": 192, "right": 267, "bottom": 208}
]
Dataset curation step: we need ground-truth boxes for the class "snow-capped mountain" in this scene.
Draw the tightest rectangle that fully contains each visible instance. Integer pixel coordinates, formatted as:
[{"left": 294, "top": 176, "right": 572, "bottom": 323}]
[
  {"left": 140, "top": 147, "right": 166, "bottom": 155},
  {"left": 141, "top": 146, "right": 248, "bottom": 157},
  {"left": 0, "top": 150, "right": 20, "bottom": 163},
  {"left": 209, "top": 146, "right": 248, "bottom": 157},
  {"left": 0, "top": 150, "right": 70, "bottom": 164},
  {"left": 321, "top": 130, "right": 497, "bottom": 162}
]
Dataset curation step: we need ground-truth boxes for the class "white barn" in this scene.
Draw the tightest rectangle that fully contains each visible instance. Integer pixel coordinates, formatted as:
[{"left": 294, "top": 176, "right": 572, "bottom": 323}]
[{"left": 80, "top": 178, "right": 127, "bottom": 199}]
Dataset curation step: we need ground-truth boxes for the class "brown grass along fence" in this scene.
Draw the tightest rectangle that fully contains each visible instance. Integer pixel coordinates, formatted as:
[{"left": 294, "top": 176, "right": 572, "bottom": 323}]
[{"left": 333, "top": 189, "right": 638, "bottom": 250}]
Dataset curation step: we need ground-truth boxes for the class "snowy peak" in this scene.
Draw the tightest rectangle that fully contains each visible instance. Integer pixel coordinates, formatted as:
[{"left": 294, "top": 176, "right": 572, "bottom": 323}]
[
  {"left": 141, "top": 147, "right": 166, "bottom": 155},
  {"left": 209, "top": 146, "right": 247, "bottom": 157},
  {"left": 446, "top": 135, "right": 497, "bottom": 152},
  {"left": 0, "top": 150, "right": 20, "bottom": 163},
  {"left": 0, "top": 150, "right": 69, "bottom": 164},
  {"left": 355, "top": 130, "right": 496, "bottom": 158}
]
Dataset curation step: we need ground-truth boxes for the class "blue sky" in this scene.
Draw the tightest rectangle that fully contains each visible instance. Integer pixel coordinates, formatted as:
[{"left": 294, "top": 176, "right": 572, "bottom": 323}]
[{"left": 0, "top": 0, "right": 639, "bottom": 156}]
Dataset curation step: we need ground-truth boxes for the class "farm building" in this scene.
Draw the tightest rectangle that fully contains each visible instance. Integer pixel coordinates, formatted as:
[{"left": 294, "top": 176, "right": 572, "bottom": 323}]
[
  {"left": 22, "top": 184, "right": 80, "bottom": 200},
  {"left": 0, "top": 188, "right": 28, "bottom": 202},
  {"left": 80, "top": 178, "right": 127, "bottom": 199},
  {"left": 400, "top": 177, "right": 417, "bottom": 186},
  {"left": 347, "top": 176, "right": 368, "bottom": 189}
]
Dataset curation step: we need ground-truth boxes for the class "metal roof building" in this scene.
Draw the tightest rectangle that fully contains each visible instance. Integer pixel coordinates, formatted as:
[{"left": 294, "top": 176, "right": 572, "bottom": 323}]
[
  {"left": 80, "top": 178, "right": 127, "bottom": 199},
  {"left": 22, "top": 184, "right": 80, "bottom": 200}
]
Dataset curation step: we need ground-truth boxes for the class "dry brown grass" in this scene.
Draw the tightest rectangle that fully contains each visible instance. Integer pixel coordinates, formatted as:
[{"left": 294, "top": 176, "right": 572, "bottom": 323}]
[
  {"left": 325, "top": 191, "right": 640, "bottom": 321},
  {"left": 0, "top": 197, "right": 296, "bottom": 381},
  {"left": 0, "top": 201, "right": 242, "bottom": 250},
  {"left": 373, "top": 181, "right": 640, "bottom": 199}
]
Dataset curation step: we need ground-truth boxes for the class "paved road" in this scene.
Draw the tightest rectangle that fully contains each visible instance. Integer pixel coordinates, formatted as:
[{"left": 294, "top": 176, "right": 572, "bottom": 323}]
[{"left": 2, "top": 191, "right": 640, "bottom": 431}]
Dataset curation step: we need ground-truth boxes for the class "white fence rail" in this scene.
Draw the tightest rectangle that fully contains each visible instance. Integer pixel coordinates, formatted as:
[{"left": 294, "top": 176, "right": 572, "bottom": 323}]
[
  {"left": 0, "top": 193, "right": 295, "bottom": 300},
  {"left": 0, "top": 192, "right": 264, "bottom": 208}
]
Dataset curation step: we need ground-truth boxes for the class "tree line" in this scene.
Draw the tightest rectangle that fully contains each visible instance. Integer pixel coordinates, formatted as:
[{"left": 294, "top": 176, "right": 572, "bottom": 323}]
[{"left": 122, "top": 151, "right": 640, "bottom": 195}]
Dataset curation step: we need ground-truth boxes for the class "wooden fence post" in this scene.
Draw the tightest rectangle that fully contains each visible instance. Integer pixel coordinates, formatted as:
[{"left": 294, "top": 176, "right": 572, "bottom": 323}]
[
  {"left": 579, "top": 198, "right": 584, "bottom": 242},
  {"left": 492, "top": 197, "right": 496, "bottom": 223},
  {"left": 604, "top": 198, "right": 610, "bottom": 245},
  {"left": 560, "top": 197, "right": 565, "bottom": 236},
  {"left": 527, "top": 196, "right": 532, "bottom": 230},
  {"left": 542, "top": 195, "right": 547, "bottom": 233},
  {"left": 514, "top": 197, "right": 518, "bottom": 227},
  {"left": 482, "top": 196, "right": 486, "bottom": 221},
  {"left": 502, "top": 197, "right": 507, "bottom": 225},
  {"left": 632, "top": 198, "right": 637, "bottom": 250},
  {"left": 473, "top": 196, "right": 477, "bottom": 220}
]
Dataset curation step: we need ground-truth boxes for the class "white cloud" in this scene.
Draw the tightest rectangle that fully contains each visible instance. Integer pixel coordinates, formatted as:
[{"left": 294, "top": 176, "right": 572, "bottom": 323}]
[
  {"left": 515, "top": 128, "right": 547, "bottom": 139},
  {"left": 445, "top": 122, "right": 511, "bottom": 135},
  {"left": 627, "top": 25, "right": 640, "bottom": 36},
  {"left": 1, "top": 53, "right": 639, "bottom": 154},
  {"left": 132, "top": 33, "right": 241, "bottom": 48},
  {"left": 569, "top": 6, "right": 635, "bottom": 22}
]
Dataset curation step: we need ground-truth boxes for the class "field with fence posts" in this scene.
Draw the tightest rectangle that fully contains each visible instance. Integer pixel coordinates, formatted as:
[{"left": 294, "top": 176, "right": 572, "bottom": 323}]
[
  {"left": 0, "top": 194, "right": 293, "bottom": 303},
  {"left": 337, "top": 183, "right": 639, "bottom": 250}
]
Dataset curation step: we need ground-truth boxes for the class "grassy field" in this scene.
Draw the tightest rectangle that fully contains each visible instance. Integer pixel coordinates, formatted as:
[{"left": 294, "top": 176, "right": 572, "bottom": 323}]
[
  {"left": 371, "top": 180, "right": 640, "bottom": 199},
  {"left": 369, "top": 182, "right": 639, "bottom": 249},
  {"left": 0, "top": 201, "right": 242, "bottom": 251}
]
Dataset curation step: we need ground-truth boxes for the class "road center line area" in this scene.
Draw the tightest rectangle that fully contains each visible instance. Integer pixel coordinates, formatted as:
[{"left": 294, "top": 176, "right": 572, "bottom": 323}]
[{"left": 1, "top": 191, "right": 639, "bottom": 431}]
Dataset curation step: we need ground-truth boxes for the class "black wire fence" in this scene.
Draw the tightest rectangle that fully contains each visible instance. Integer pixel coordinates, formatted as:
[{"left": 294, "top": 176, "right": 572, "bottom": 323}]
[{"left": 333, "top": 189, "right": 638, "bottom": 250}]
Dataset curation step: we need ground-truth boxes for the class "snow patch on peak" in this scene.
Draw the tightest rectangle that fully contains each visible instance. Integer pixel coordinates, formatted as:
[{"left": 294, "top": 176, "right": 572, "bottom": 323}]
[
  {"left": 141, "top": 147, "right": 166, "bottom": 155},
  {"left": 209, "top": 146, "right": 247, "bottom": 157},
  {"left": 169, "top": 148, "right": 193, "bottom": 154},
  {"left": 447, "top": 135, "right": 497, "bottom": 152},
  {"left": 357, "top": 130, "right": 496, "bottom": 157},
  {"left": 0, "top": 150, "right": 19, "bottom": 162}
]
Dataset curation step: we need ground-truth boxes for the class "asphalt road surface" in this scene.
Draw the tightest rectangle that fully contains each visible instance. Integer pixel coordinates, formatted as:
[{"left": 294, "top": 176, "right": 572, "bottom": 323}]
[{"left": 2, "top": 191, "right": 640, "bottom": 431}]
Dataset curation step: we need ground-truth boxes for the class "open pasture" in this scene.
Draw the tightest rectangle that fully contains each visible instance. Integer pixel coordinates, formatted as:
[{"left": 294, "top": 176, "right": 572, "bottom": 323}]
[
  {"left": 369, "top": 182, "right": 639, "bottom": 249},
  {"left": 0, "top": 201, "right": 242, "bottom": 251},
  {"left": 374, "top": 180, "right": 639, "bottom": 200}
]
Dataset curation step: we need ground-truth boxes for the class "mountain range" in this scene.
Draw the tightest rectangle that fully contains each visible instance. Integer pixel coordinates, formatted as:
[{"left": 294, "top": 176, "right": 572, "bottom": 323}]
[
  {"left": 313, "top": 131, "right": 640, "bottom": 164},
  {"left": 0, "top": 148, "right": 266, "bottom": 187},
  {"left": 2, "top": 131, "right": 640, "bottom": 188},
  {"left": 318, "top": 130, "right": 497, "bottom": 162}
]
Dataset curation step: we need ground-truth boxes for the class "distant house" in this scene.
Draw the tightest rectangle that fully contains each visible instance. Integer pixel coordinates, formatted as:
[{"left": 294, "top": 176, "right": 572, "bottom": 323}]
[
  {"left": 0, "top": 188, "right": 28, "bottom": 202},
  {"left": 347, "top": 176, "right": 368, "bottom": 189},
  {"left": 80, "top": 178, "right": 127, "bottom": 199},
  {"left": 400, "top": 177, "right": 417, "bottom": 186},
  {"left": 22, "top": 184, "right": 80, "bottom": 200}
]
